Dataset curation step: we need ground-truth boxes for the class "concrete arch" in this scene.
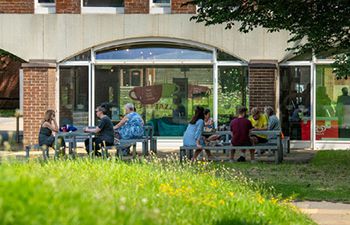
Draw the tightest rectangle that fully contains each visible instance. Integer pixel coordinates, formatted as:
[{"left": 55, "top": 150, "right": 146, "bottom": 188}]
[
  {"left": 61, "top": 37, "right": 247, "bottom": 63},
  {"left": 0, "top": 14, "right": 292, "bottom": 62}
]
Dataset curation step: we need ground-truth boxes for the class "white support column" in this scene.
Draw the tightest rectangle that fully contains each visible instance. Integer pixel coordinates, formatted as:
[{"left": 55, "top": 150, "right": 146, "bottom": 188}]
[
  {"left": 55, "top": 66, "right": 60, "bottom": 124},
  {"left": 213, "top": 49, "right": 218, "bottom": 129},
  {"left": 90, "top": 48, "right": 95, "bottom": 126},
  {"left": 311, "top": 54, "right": 317, "bottom": 150},
  {"left": 19, "top": 69, "right": 24, "bottom": 113}
]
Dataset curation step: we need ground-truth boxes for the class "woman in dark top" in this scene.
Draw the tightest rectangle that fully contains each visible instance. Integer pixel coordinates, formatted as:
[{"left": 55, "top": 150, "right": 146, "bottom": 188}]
[
  {"left": 84, "top": 106, "right": 114, "bottom": 156},
  {"left": 38, "top": 109, "right": 65, "bottom": 153}
]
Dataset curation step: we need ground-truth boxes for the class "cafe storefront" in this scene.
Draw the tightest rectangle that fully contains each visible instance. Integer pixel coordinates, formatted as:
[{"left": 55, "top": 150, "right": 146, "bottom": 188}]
[{"left": 58, "top": 38, "right": 248, "bottom": 137}]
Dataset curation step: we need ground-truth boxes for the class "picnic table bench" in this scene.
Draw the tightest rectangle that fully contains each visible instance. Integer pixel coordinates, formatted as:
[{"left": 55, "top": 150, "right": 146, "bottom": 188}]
[
  {"left": 180, "top": 130, "right": 285, "bottom": 164},
  {"left": 101, "top": 125, "right": 157, "bottom": 159},
  {"left": 25, "top": 125, "right": 157, "bottom": 160},
  {"left": 25, "top": 130, "right": 94, "bottom": 160}
]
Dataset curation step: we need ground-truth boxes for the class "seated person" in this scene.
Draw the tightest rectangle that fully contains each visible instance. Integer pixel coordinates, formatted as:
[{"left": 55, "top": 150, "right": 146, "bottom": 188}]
[
  {"left": 204, "top": 109, "right": 214, "bottom": 131},
  {"left": 203, "top": 109, "right": 221, "bottom": 146},
  {"left": 114, "top": 103, "right": 144, "bottom": 155},
  {"left": 114, "top": 103, "right": 144, "bottom": 139},
  {"left": 265, "top": 106, "right": 281, "bottom": 131},
  {"left": 84, "top": 106, "right": 114, "bottom": 156},
  {"left": 229, "top": 106, "right": 255, "bottom": 162},
  {"left": 248, "top": 107, "right": 268, "bottom": 144},
  {"left": 38, "top": 109, "right": 65, "bottom": 155},
  {"left": 183, "top": 106, "right": 214, "bottom": 161}
]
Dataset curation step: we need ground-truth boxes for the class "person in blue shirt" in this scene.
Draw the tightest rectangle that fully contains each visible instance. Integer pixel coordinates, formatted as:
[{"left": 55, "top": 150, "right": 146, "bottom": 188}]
[
  {"left": 183, "top": 106, "right": 214, "bottom": 161},
  {"left": 114, "top": 103, "right": 144, "bottom": 156}
]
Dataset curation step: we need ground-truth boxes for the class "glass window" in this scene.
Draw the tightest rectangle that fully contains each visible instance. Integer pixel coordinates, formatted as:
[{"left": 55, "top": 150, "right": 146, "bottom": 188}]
[
  {"left": 59, "top": 67, "right": 89, "bottom": 127},
  {"left": 94, "top": 65, "right": 213, "bottom": 136},
  {"left": 316, "top": 65, "right": 350, "bottom": 140},
  {"left": 286, "top": 51, "right": 312, "bottom": 61},
  {"left": 218, "top": 66, "right": 248, "bottom": 126},
  {"left": 95, "top": 65, "right": 120, "bottom": 122},
  {"left": 96, "top": 44, "right": 212, "bottom": 60},
  {"left": 35, "top": 0, "right": 55, "bottom": 14},
  {"left": 280, "top": 66, "right": 311, "bottom": 140},
  {"left": 217, "top": 50, "right": 242, "bottom": 61},
  {"left": 38, "top": 0, "right": 55, "bottom": 3},
  {"left": 153, "top": 0, "right": 170, "bottom": 4},
  {"left": 83, "top": 0, "right": 124, "bottom": 7},
  {"left": 65, "top": 51, "right": 91, "bottom": 62}
]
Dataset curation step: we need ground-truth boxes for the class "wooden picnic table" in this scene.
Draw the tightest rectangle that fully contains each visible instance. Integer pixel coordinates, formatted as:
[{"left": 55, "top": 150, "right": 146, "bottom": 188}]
[{"left": 54, "top": 131, "right": 94, "bottom": 158}]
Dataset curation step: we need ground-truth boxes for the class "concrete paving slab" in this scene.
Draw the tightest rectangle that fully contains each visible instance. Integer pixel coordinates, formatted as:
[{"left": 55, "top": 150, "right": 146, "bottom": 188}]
[
  {"left": 0, "top": 117, "right": 23, "bottom": 131},
  {"left": 294, "top": 201, "right": 350, "bottom": 225}
]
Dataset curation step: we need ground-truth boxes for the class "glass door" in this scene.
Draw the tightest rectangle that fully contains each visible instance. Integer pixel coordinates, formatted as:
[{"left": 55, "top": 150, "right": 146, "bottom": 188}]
[{"left": 280, "top": 66, "right": 311, "bottom": 143}]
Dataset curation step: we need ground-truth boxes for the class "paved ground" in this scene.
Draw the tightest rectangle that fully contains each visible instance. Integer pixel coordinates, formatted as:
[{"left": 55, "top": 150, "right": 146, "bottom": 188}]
[
  {"left": 294, "top": 201, "right": 350, "bottom": 225},
  {"left": 0, "top": 117, "right": 23, "bottom": 131}
]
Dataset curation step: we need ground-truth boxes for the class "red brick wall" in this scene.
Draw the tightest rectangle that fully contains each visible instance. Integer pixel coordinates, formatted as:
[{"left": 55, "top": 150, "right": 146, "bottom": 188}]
[
  {"left": 22, "top": 63, "right": 56, "bottom": 145},
  {"left": 56, "top": 0, "right": 80, "bottom": 14},
  {"left": 248, "top": 67, "right": 276, "bottom": 112},
  {"left": 171, "top": 0, "right": 196, "bottom": 14},
  {"left": 125, "top": 0, "right": 149, "bottom": 14},
  {"left": 0, "top": 0, "right": 34, "bottom": 13}
]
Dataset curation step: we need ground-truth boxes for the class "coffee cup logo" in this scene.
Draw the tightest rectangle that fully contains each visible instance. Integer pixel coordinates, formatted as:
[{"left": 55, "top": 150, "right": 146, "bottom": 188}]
[
  {"left": 129, "top": 85, "right": 162, "bottom": 105},
  {"left": 188, "top": 85, "right": 211, "bottom": 98}
]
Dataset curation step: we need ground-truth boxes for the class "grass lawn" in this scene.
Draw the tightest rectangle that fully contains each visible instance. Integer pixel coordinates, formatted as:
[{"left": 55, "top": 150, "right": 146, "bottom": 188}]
[
  {"left": 0, "top": 158, "right": 314, "bottom": 225},
  {"left": 223, "top": 150, "right": 350, "bottom": 203}
]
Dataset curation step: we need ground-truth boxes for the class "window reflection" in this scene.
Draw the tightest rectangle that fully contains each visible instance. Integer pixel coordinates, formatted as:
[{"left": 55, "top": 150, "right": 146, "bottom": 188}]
[
  {"left": 94, "top": 66, "right": 213, "bottom": 136},
  {"left": 83, "top": 0, "right": 123, "bottom": 7},
  {"left": 218, "top": 67, "right": 248, "bottom": 125},
  {"left": 316, "top": 66, "right": 350, "bottom": 140},
  {"left": 153, "top": 0, "right": 170, "bottom": 3},
  {"left": 59, "top": 67, "right": 89, "bottom": 126},
  {"left": 280, "top": 66, "right": 311, "bottom": 140},
  {"left": 96, "top": 44, "right": 213, "bottom": 60}
]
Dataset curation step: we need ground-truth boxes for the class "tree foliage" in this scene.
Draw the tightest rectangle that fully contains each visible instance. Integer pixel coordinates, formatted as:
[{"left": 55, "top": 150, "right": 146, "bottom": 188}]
[{"left": 188, "top": 0, "right": 350, "bottom": 78}]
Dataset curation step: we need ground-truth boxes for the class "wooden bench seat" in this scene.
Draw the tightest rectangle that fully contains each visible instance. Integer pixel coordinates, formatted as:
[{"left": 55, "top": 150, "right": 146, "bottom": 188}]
[{"left": 180, "top": 130, "right": 284, "bottom": 164}]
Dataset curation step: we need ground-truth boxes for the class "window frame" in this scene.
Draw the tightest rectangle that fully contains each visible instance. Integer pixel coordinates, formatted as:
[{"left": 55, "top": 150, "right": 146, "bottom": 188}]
[
  {"left": 150, "top": 0, "right": 171, "bottom": 14},
  {"left": 81, "top": 0, "right": 124, "bottom": 14},
  {"left": 35, "top": 0, "right": 56, "bottom": 14}
]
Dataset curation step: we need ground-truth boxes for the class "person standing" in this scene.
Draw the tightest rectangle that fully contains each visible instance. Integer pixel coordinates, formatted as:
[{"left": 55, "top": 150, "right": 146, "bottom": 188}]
[{"left": 84, "top": 106, "right": 114, "bottom": 156}]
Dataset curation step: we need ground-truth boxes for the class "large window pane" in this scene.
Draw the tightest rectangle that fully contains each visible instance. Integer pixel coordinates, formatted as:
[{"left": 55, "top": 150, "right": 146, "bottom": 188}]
[
  {"left": 96, "top": 44, "right": 212, "bottom": 60},
  {"left": 59, "top": 67, "right": 89, "bottom": 127},
  {"left": 38, "top": 0, "right": 55, "bottom": 3},
  {"left": 95, "top": 66, "right": 120, "bottom": 123},
  {"left": 218, "top": 67, "right": 248, "bottom": 125},
  {"left": 83, "top": 0, "right": 123, "bottom": 7},
  {"left": 94, "top": 66, "right": 213, "bottom": 136},
  {"left": 280, "top": 66, "right": 311, "bottom": 140},
  {"left": 153, "top": 0, "right": 170, "bottom": 3},
  {"left": 316, "top": 65, "right": 350, "bottom": 140}
]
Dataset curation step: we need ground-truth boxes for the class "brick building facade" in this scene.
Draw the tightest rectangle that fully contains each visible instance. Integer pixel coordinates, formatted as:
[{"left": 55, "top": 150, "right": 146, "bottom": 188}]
[{"left": 2, "top": 0, "right": 341, "bottom": 149}]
